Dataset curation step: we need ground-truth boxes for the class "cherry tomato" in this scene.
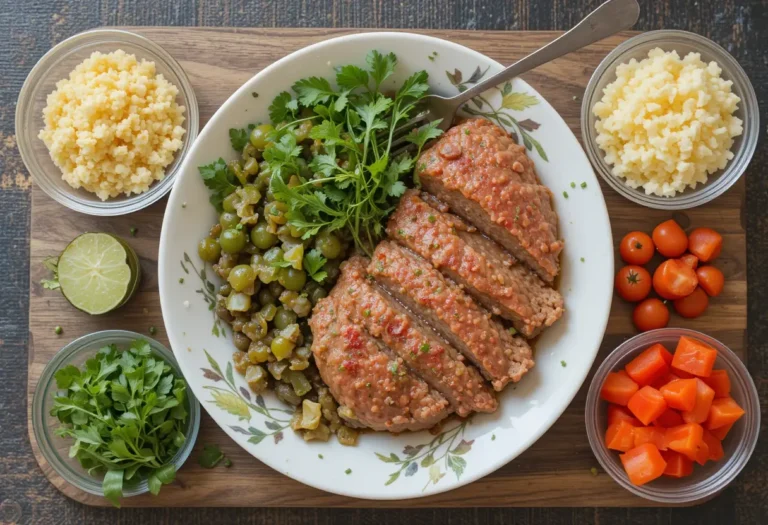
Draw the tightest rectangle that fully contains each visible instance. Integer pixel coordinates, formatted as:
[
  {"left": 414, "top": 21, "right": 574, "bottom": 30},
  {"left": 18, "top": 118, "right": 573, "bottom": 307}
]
[
  {"left": 619, "top": 231, "right": 655, "bottom": 265},
  {"left": 688, "top": 227, "right": 723, "bottom": 262},
  {"left": 673, "top": 287, "right": 710, "bottom": 318},
  {"left": 615, "top": 265, "right": 652, "bottom": 302},
  {"left": 696, "top": 266, "right": 725, "bottom": 297},
  {"left": 652, "top": 219, "right": 688, "bottom": 258},
  {"left": 653, "top": 259, "right": 699, "bottom": 300},
  {"left": 679, "top": 253, "right": 699, "bottom": 270},
  {"left": 633, "top": 298, "right": 670, "bottom": 332}
]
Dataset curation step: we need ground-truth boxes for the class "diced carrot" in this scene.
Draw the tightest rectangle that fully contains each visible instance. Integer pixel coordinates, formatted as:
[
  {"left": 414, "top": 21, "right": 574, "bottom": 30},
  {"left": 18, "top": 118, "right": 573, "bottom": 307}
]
[
  {"left": 661, "top": 450, "right": 694, "bottom": 478},
  {"left": 693, "top": 439, "right": 710, "bottom": 466},
  {"left": 654, "top": 408, "right": 685, "bottom": 428},
  {"left": 706, "top": 397, "right": 746, "bottom": 430},
  {"left": 650, "top": 371, "right": 680, "bottom": 390},
  {"left": 620, "top": 443, "right": 667, "bottom": 486},
  {"left": 628, "top": 386, "right": 668, "bottom": 425},
  {"left": 710, "top": 422, "right": 734, "bottom": 440},
  {"left": 625, "top": 344, "right": 671, "bottom": 386},
  {"left": 702, "top": 369, "right": 731, "bottom": 398},
  {"left": 601, "top": 370, "right": 639, "bottom": 406},
  {"left": 672, "top": 368, "right": 696, "bottom": 379},
  {"left": 660, "top": 378, "right": 698, "bottom": 412},
  {"left": 672, "top": 336, "right": 718, "bottom": 378},
  {"left": 633, "top": 426, "right": 668, "bottom": 451},
  {"left": 608, "top": 404, "right": 641, "bottom": 426},
  {"left": 681, "top": 379, "right": 716, "bottom": 424},
  {"left": 702, "top": 430, "right": 725, "bottom": 461},
  {"left": 605, "top": 420, "right": 636, "bottom": 452},
  {"left": 666, "top": 423, "right": 704, "bottom": 461}
]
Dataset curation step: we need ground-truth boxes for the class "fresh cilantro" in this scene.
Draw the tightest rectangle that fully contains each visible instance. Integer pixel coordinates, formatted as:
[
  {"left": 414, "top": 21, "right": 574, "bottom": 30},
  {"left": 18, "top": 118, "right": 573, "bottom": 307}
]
[
  {"left": 303, "top": 248, "right": 328, "bottom": 283},
  {"left": 51, "top": 340, "right": 188, "bottom": 507},
  {"left": 367, "top": 50, "right": 397, "bottom": 89},
  {"left": 268, "top": 91, "right": 298, "bottom": 123},
  {"left": 336, "top": 64, "right": 369, "bottom": 91},
  {"left": 198, "top": 158, "right": 237, "bottom": 212},
  {"left": 41, "top": 255, "right": 60, "bottom": 290},
  {"left": 292, "top": 76, "right": 337, "bottom": 107},
  {"left": 229, "top": 127, "right": 250, "bottom": 152},
  {"left": 199, "top": 444, "right": 231, "bottom": 469}
]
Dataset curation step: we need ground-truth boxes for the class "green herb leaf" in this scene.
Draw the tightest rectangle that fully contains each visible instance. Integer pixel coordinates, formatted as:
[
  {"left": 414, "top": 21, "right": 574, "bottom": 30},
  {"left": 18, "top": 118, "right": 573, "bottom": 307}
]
[
  {"left": 102, "top": 469, "right": 124, "bottom": 508},
  {"left": 199, "top": 444, "right": 225, "bottom": 468},
  {"left": 367, "top": 50, "right": 397, "bottom": 89},
  {"left": 229, "top": 128, "right": 250, "bottom": 152},
  {"left": 303, "top": 249, "right": 328, "bottom": 283},
  {"left": 268, "top": 91, "right": 298, "bottom": 123},
  {"left": 199, "top": 158, "right": 237, "bottom": 212},
  {"left": 292, "top": 76, "right": 336, "bottom": 107},
  {"left": 336, "top": 64, "right": 369, "bottom": 91}
]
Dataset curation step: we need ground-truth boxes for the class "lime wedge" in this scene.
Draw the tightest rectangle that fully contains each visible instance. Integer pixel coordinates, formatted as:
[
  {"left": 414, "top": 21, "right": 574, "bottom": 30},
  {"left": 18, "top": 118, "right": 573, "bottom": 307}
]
[{"left": 58, "top": 233, "right": 135, "bottom": 315}]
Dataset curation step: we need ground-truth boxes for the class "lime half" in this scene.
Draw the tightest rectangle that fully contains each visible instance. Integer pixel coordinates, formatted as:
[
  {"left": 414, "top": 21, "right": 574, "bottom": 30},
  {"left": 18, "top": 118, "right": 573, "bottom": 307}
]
[{"left": 58, "top": 233, "right": 137, "bottom": 315}]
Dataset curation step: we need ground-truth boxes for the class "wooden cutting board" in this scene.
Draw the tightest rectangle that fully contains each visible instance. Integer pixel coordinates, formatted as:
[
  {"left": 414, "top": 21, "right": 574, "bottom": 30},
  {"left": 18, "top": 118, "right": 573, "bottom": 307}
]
[{"left": 27, "top": 28, "right": 747, "bottom": 508}]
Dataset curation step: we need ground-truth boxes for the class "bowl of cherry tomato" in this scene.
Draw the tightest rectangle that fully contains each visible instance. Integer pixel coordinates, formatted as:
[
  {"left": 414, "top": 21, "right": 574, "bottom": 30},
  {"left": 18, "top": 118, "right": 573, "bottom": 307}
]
[
  {"left": 585, "top": 328, "right": 760, "bottom": 503},
  {"left": 614, "top": 219, "right": 726, "bottom": 332}
]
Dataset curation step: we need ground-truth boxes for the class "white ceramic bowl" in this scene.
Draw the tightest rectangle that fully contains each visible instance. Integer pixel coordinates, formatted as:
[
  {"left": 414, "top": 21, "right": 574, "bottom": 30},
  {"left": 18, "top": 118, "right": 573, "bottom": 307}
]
[{"left": 158, "top": 32, "right": 614, "bottom": 500}]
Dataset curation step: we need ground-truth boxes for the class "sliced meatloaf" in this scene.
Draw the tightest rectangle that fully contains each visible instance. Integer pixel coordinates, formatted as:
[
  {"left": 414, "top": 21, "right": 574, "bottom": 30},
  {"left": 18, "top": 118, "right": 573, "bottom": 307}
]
[
  {"left": 387, "top": 190, "right": 563, "bottom": 337},
  {"left": 336, "top": 256, "right": 497, "bottom": 417},
  {"left": 417, "top": 118, "right": 563, "bottom": 282},
  {"left": 310, "top": 295, "right": 450, "bottom": 432},
  {"left": 370, "top": 241, "right": 534, "bottom": 391}
]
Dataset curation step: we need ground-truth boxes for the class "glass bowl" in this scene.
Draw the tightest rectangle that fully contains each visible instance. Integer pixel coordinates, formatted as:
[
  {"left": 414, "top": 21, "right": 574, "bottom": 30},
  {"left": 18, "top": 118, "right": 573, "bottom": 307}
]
[
  {"left": 585, "top": 328, "right": 760, "bottom": 504},
  {"left": 581, "top": 30, "right": 759, "bottom": 210},
  {"left": 16, "top": 29, "right": 199, "bottom": 216},
  {"left": 31, "top": 330, "right": 201, "bottom": 499}
]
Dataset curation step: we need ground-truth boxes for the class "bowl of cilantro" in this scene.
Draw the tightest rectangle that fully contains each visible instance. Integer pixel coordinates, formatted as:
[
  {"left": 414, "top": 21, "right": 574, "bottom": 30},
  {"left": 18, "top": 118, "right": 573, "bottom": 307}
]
[{"left": 31, "top": 330, "right": 200, "bottom": 506}]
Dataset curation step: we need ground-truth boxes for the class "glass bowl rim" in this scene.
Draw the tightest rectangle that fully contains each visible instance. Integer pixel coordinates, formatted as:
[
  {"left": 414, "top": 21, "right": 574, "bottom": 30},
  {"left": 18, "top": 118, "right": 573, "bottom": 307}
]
[
  {"left": 584, "top": 328, "right": 760, "bottom": 503},
  {"left": 15, "top": 28, "right": 199, "bottom": 216},
  {"left": 580, "top": 29, "right": 759, "bottom": 210},
  {"left": 31, "top": 329, "right": 201, "bottom": 498}
]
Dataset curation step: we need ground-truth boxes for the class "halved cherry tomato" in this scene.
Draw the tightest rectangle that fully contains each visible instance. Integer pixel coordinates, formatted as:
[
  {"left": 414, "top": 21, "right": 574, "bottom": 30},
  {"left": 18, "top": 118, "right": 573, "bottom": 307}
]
[
  {"left": 653, "top": 408, "right": 684, "bottom": 428},
  {"left": 653, "top": 219, "right": 688, "bottom": 258},
  {"left": 620, "top": 231, "right": 655, "bottom": 265},
  {"left": 665, "top": 423, "right": 704, "bottom": 460},
  {"left": 702, "top": 369, "right": 731, "bottom": 398},
  {"left": 620, "top": 443, "right": 667, "bottom": 486},
  {"left": 662, "top": 450, "right": 694, "bottom": 478},
  {"left": 608, "top": 404, "right": 642, "bottom": 426},
  {"left": 673, "top": 287, "right": 709, "bottom": 319},
  {"left": 688, "top": 227, "right": 723, "bottom": 262},
  {"left": 681, "top": 379, "right": 716, "bottom": 424},
  {"left": 696, "top": 266, "right": 725, "bottom": 297},
  {"left": 672, "top": 336, "right": 718, "bottom": 377},
  {"left": 653, "top": 259, "right": 698, "bottom": 300},
  {"left": 706, "top": 397, "right": 745, "bottom": 430},
  {"left": 600, "top": 370, "right": 639, "bottom": 406},
  {"left": 679, "top": 253, "right": 699, "bottom": 269},
  {"left": 701, "top": 430, "right": 725, "bottom": 461},
  {"left": 615, "top": 265, "right": 652, "bottom": 302},
  {"left": 627, "top": 386, "right": 668, "bottom": 425},
  {"left": 633, "top": 298, "right": 670, "bottom": 332},
  {"left": 660, "top": 378, "right": 698, "bottom": 412},
  {"left": 625, "top": 344, "right": 671, "bottom": 386},
  {"left": 709, "top": 421, "right": 734, "bottom": 440},
  {"left": 606, "top": 420, "right": 636, "bottom": 452},
  {"left": 633, "top": 426, "right": 668, "bottom": 451}
]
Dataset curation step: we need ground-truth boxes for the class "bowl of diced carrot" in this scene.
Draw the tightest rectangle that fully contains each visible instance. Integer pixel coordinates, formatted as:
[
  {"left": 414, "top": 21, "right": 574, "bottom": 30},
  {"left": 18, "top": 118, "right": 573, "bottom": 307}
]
[{"left": 585, "top": 328, "right": 760, "bottom": 503}]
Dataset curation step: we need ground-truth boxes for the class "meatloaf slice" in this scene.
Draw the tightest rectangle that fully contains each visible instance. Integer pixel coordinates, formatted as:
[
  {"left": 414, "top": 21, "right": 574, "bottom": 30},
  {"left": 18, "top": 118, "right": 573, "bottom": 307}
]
[
  {"left": 417, "top": 118, "right": 563, "bottom": 282},
  {"left": 370, "top": 241, "right": 534, "bottom": 391},
  {"left": 387, "top": 190, "right": 563, "bottom": 337},
  {"left": 310, "top": 296, "right": 450, "bottom": 432},
  {"left": 337, "top": 257, "right": 497, "bottom": 417}
]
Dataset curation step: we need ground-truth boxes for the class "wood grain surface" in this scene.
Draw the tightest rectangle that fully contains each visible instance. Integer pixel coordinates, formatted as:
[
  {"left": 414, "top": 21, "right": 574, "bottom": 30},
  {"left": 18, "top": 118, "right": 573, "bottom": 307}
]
[
  {"left": 4, "top": 1, "right": 767, "bottom": 524},
  {"left": 26, "top": 27, "right": 748, "bottom": 509}
]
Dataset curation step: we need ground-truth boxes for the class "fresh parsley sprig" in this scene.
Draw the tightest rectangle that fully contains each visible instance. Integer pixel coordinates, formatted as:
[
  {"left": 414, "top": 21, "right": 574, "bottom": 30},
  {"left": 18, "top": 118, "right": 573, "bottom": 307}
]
[
  {"left": 51, "top": 340, "right": 189, "bottom": 507},
  {"left": 266, "top": 50, "right": 443, "bottom": 254}
]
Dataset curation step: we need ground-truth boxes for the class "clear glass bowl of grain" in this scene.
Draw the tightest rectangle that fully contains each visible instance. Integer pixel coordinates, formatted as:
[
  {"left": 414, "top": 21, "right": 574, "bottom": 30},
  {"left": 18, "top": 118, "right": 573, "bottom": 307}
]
[
  {"left": 581, "top": 30, "right": 759, "bottom": 210},
  {"left": 16, "top": 29, "right": 199, "bottom": 216}
]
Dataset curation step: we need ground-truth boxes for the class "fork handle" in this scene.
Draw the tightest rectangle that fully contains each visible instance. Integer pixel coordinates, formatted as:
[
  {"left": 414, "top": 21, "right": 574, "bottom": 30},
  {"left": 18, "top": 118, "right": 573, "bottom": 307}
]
[{"left": 455, "top": 0, "right": 640, "bottom": 104}]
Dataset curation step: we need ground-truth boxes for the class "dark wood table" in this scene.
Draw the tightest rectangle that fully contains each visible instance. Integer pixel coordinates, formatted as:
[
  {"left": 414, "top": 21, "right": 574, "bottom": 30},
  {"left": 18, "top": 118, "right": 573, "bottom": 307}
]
[{"left": 1, "top": 1, "right": 765, "bottom": 523}]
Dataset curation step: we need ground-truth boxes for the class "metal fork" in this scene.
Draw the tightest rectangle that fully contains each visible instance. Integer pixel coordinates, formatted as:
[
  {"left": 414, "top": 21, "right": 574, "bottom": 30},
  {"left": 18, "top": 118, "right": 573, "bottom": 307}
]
[{"left": 389, "top": 0, "right": 640, "bottom": 156}]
